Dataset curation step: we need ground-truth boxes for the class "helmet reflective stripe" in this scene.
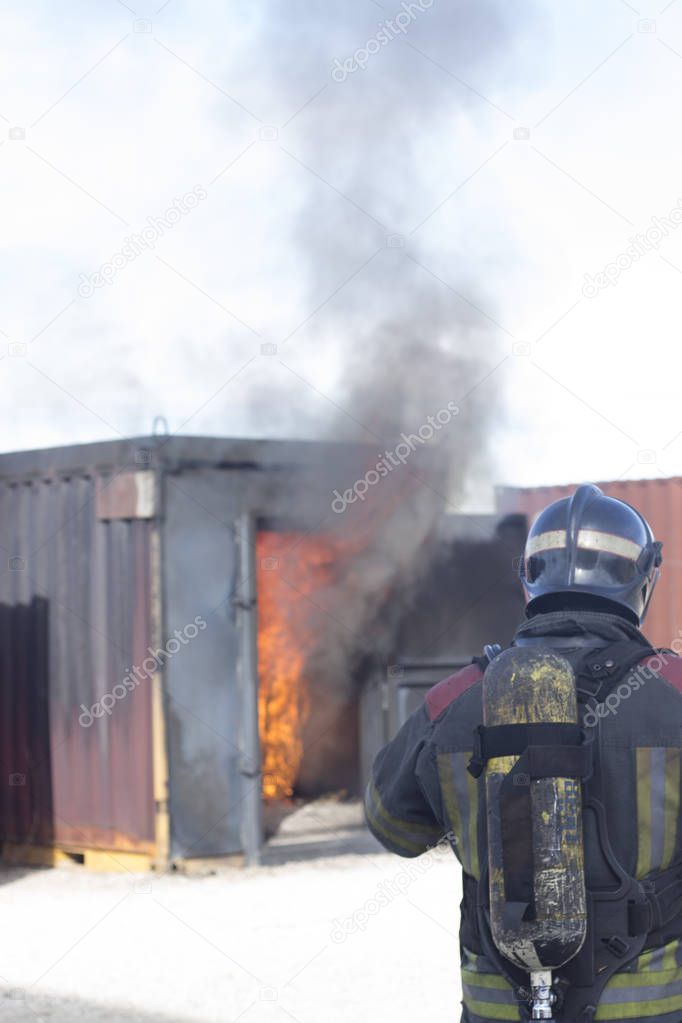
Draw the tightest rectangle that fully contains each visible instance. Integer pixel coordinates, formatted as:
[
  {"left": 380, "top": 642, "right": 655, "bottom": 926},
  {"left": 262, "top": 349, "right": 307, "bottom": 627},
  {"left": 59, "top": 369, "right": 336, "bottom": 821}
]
[
  {"left": 578, "top": 529, "right": 642, "bottom": 562},
  {"left": 527, "top": 529, "right": 642, "bottom": 561},
  {"left": 526, "top": 530, "right": 567, "bottom": 555}
]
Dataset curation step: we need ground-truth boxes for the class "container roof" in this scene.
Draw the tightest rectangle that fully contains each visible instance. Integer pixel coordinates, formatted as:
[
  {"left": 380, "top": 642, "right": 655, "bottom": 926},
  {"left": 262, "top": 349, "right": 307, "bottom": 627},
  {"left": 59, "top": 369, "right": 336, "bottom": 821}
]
[
  {"left": 497, "top": 475, "right": 682, "bottom": 502},
  {"left": 0, "top": 435, "right": 379, "bottom": 480}
]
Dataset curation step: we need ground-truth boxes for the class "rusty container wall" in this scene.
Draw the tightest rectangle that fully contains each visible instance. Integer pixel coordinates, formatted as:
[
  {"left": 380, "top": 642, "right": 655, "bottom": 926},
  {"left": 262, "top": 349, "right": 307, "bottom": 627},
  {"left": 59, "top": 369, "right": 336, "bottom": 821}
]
[
  {"left": 497, "top": 478, "right": 682, "bottom": 649},
  {"left": 0, "top": 470, "right": 156, "bottom": 855}
]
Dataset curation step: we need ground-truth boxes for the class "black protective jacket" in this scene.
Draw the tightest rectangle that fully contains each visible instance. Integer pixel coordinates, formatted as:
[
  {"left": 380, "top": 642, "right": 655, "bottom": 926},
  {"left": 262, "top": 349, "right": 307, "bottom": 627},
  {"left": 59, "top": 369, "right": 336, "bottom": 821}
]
[{"left": 365, "top": 611, "right": 682, "bottom": 1023}]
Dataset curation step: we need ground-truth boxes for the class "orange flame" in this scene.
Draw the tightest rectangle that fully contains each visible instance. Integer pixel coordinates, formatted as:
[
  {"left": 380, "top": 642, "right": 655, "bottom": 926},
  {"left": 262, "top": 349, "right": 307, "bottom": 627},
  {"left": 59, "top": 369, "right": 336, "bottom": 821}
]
[
  {"left": 256, "top": 531, "right": 338, "bottom": 799},
  {"left": 255, "top": 462, "right": 422, "bottom": 800}
]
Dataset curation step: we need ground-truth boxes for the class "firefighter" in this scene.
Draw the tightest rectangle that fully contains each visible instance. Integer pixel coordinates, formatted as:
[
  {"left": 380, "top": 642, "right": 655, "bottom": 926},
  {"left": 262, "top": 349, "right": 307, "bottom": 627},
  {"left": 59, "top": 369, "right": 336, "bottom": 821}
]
[{"left": 365, "top": 484, "right": 682, "bottom": 1022}]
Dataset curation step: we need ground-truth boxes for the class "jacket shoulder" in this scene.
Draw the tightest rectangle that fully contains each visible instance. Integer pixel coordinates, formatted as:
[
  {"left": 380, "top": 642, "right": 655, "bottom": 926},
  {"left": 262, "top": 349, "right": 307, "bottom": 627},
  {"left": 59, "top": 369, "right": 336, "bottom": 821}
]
[
  {"left": 639, "top": 651, "right": 682, "bottom": 694},
  {"left": 425, "top": 662, "right": 483, "bottom": 721}
]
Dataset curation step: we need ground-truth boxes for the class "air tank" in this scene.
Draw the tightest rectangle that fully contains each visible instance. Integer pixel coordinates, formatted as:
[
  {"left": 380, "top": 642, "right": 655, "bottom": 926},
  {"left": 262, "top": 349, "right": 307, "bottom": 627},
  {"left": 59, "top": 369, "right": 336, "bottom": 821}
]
[{"left": 483, "top": 647, "right": 587, "bottom": 1017}]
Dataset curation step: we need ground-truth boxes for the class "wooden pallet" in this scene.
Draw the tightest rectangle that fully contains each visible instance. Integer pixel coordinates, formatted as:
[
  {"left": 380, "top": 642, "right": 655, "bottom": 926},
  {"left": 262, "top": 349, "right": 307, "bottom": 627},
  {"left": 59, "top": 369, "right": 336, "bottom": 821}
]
[{"left": 1, "top": 842, "right": 154, "bottom": 873}]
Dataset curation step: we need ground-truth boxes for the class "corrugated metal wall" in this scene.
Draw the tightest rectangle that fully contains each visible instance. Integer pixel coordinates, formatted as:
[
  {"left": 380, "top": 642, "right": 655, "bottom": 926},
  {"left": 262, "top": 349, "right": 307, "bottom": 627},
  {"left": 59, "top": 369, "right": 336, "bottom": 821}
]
[
  {"left": 0, "top": 476, "right": 155, "bottom": 853},
  {"left": 497, "top": 478, "right": 682, "bottom": 649}
]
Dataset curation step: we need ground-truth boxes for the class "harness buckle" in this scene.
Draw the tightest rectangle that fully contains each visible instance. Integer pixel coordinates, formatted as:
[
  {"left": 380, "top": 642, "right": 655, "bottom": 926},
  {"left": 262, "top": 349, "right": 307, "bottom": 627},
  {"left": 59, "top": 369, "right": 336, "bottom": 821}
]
[
  {"left": 467, "top": 725, "right": 485, "bottom": 778},
  {"left": 604, "top": 935, "right": 629, "bottom": 957}
]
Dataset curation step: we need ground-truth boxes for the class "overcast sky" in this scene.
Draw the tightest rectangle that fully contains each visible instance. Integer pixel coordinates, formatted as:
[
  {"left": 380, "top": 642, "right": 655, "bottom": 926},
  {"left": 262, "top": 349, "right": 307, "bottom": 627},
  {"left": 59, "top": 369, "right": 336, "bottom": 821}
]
[{"left": 2, "top": 1, "right": 682, "bottom": 509}]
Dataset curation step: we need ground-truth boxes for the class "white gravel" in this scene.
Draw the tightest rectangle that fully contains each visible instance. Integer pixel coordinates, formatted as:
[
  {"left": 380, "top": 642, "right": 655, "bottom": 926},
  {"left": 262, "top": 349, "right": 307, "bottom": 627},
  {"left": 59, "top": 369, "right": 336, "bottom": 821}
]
[{"left": 0, "top": 802, "right": 464, "bottom": 1022}]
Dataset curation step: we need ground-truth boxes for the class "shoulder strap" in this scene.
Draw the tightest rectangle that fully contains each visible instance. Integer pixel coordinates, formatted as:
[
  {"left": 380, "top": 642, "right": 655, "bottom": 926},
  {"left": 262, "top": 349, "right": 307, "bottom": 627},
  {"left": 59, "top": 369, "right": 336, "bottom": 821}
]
[{"left": 570, "top": 638, "right": 659, "bottom": 702}]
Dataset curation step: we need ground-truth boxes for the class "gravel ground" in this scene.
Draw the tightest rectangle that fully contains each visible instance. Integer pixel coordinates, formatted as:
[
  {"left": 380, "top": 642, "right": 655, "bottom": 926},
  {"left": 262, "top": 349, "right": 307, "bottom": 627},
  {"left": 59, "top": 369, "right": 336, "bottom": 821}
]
[{"left": 0, "top": 801, "right": 463, "bottom": 1022}]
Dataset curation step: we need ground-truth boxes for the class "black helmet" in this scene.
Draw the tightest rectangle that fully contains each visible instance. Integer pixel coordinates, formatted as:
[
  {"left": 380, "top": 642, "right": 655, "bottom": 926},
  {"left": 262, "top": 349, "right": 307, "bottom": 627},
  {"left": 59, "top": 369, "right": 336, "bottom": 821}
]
[{"left": 520, "top": 484, "right": 663, "bottom": 624}]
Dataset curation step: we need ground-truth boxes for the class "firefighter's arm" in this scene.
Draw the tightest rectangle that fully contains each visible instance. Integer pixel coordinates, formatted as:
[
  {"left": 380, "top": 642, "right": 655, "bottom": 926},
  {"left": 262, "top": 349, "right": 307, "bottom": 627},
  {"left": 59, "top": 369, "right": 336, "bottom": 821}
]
[{"left": 364, "top": 704, "right": 444, "bottom": 857}]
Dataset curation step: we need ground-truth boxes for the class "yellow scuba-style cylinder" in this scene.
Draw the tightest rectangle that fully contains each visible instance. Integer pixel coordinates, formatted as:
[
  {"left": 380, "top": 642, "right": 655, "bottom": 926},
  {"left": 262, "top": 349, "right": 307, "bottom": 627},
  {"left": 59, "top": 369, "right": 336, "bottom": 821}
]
[{"left": 480, "top": 647, "right": 587, "bottom": 1008}]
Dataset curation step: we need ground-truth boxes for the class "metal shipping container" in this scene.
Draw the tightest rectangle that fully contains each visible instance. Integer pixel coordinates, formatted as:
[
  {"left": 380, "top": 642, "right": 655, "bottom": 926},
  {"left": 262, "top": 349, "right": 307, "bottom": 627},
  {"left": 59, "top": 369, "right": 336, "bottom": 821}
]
[{"left": 0, "top": 435, "right": 390, "bottom": 869}]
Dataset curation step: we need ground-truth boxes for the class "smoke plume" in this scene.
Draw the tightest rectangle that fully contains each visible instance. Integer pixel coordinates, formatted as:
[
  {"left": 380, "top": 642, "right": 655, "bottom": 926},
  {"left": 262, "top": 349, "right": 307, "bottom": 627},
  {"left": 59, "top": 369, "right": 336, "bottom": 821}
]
[{"left": 244, "top": 0, "right": 529, "bottom": 793}]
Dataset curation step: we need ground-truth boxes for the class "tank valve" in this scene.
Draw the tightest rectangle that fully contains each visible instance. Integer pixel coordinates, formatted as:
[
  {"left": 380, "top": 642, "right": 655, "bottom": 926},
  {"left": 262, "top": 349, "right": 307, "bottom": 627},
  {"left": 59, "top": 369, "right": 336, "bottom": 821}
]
[{"left": 530, "top": 970, "right": 556, "bottom": 1020}]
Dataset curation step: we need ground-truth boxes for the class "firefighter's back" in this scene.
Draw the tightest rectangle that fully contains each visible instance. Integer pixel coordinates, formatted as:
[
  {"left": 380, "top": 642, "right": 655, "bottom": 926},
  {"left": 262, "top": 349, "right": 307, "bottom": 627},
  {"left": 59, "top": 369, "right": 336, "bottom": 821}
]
[{"left": 365, "top": 484, "right": 682, "bottom": 1022}]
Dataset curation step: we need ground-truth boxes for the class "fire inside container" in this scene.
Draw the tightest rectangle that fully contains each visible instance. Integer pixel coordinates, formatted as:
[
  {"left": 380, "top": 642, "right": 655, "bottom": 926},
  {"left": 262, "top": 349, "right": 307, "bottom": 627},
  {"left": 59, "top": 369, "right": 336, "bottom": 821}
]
[{"left": 256, "top": 530, "right": 341, "bottom": 800}]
